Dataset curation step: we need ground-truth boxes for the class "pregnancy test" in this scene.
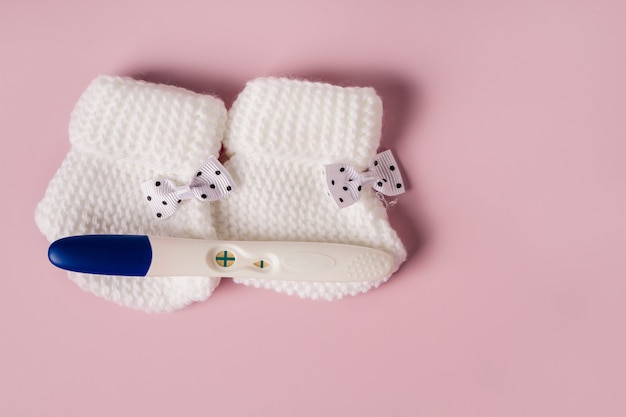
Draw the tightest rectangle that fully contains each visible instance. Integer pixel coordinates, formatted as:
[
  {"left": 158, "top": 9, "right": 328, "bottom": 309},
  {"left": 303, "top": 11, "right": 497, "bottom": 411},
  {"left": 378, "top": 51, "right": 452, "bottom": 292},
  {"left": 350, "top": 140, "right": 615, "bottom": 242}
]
[{"left": 48, "top": 235, "right": 394, "bottom": 283}]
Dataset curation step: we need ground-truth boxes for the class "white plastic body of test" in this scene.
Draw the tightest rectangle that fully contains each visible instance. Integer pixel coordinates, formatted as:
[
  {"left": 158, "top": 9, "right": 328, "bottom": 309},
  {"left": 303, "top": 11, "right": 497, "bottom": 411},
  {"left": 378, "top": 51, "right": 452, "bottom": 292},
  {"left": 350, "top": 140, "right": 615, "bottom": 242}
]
[{"left": 146, "top": 236, "right": 395, "bottom": 283}]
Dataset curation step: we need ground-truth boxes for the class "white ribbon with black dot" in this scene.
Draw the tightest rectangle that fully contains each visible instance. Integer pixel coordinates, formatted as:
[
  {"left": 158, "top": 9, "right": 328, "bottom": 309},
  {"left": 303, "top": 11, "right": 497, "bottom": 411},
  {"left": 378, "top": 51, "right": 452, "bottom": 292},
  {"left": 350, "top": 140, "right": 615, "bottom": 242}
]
[
  {"left": 324, "top": 150, "right": 405, "bottom": 208},
  {"left": 141, "top": 156, "right": 235, "bottom": 220}
]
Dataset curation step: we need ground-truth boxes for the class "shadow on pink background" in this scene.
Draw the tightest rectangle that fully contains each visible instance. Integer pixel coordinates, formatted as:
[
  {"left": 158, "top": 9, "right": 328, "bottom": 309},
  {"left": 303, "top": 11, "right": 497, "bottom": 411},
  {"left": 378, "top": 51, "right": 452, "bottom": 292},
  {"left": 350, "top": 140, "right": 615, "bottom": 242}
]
[{"left": 1, "top": 1, "right": 626, "bottom": 416}]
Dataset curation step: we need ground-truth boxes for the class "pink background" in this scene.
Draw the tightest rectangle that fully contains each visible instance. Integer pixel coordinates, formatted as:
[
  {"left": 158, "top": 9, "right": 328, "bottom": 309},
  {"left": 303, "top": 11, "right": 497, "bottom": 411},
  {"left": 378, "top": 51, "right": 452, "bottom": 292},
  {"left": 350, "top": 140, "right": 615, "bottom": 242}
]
[{"left": 1, "top": 0, "right": 625, "bottom": 416}]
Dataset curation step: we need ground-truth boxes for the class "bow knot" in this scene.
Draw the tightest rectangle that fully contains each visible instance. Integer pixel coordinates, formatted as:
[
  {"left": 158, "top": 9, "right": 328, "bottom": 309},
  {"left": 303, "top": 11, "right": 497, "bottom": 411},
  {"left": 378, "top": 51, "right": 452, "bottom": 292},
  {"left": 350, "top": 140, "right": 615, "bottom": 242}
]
[
  {"left": 141, "top": 156, "right": 235, "bottom": 219},
  {"left": 324, "top": 150, "right": 405, "bottom": 208}
]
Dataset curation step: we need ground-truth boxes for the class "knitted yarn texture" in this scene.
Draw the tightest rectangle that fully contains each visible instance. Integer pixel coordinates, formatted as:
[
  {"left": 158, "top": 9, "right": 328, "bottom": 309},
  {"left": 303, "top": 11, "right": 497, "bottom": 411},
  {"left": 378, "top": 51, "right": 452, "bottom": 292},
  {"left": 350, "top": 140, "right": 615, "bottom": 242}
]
[
  {"left": 215, "top": 77, "right": 406, "bottom": 300},
  {"left": 36, "top": 75, "right": 407, "bottom": 310},
  {"left": 35, "top": 75, "right": 227, "bottom": 312}
]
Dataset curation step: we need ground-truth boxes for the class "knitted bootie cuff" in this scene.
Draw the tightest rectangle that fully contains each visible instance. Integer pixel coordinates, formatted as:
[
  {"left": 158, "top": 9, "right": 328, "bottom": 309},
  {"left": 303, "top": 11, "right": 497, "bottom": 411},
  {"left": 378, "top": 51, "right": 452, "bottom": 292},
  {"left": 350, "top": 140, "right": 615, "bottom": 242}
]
[
  {"left": 224, "top": 77, "right": 382, "bottom": 168},
  {"left": 69, "top": 75, "right": 226, "bottom": 174}
]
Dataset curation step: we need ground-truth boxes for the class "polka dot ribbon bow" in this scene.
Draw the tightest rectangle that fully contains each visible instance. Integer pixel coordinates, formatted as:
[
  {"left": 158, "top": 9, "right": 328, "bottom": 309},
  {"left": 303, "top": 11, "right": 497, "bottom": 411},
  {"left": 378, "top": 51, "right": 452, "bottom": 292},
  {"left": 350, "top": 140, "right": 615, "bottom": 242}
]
[
  {"left": 324, "top": 150, "right": 405, "bottom": 208},
  {"left": 141, "top": 156, "right": 235, "bottom": 220}
]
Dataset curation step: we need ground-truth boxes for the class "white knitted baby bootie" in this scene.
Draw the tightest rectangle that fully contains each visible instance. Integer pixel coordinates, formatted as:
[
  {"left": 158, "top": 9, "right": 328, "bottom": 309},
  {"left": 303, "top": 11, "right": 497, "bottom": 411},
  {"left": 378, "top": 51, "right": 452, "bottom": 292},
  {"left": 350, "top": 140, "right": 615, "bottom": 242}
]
[
  {"left": 35, "top": 75, "right": 228, "bottom": 312},
  {"left": 215, "top": 77, "right": 407, "bottom": 300}
]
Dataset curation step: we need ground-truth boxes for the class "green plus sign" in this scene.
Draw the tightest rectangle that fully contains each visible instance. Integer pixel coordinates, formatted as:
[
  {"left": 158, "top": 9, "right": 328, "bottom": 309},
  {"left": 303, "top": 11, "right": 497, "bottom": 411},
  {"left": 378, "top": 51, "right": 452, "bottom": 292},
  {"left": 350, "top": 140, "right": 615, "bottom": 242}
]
[{"left": 215, "top": 251, "right": 236, "bottom": 267}]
